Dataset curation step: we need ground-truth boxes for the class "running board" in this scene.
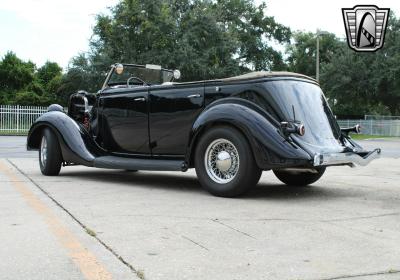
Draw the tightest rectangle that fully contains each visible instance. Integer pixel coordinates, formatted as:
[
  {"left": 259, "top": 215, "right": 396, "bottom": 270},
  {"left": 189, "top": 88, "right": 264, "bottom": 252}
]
[{"left": 93, "top": 156, "right": 186, "bottom": 171}]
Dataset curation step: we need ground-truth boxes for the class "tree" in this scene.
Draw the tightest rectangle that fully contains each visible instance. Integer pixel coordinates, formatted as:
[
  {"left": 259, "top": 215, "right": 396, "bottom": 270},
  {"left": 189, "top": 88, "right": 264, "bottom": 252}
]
[
  {"left": 85, "top": 0, "right": 291, "bottom": 81},
  {"left": 36, "top": 61, "right": 64, "bottom": 103},
  {"left": 320, "top": 49, "right": 381, "bottom": 116},
  {"left": 37, "top": 61, "right": 62, "bottom": 89},
  {"left": 369, "top": 13, "right": 400, "bottom": 115},
  {"left": 286, "top": 31, "right": 343, "bottom": 78},
  {"left": 37, "top": 62, "right": 62, "bottom": 84},
  {"left": 54, "top": 53, "right": 106, "bottom": 104},
  {"left": 0, "top": 52, "right": 62, "bottom": 106},
  {"left": 0, "top": 52, "right": 35, "bottom": 103},
  {"left": 320, "top": 13, "right": 400, "bottom": 116}
]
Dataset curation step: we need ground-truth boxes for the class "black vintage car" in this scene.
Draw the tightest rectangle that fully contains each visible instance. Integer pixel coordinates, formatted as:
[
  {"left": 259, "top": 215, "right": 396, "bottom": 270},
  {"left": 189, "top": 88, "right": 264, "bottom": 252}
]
[{"left": 27, "top": 63, "right": 381, "bottom": 197}]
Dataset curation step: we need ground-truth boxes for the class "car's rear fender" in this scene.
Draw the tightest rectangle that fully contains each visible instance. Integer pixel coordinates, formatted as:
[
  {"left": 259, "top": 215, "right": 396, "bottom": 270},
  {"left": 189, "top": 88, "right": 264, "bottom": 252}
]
[
  {"left": 27, "top": 111, "right": 104, "bottom": 166},
  {"left": 187, "top": 98, "right": 312, "bottom": 169}
]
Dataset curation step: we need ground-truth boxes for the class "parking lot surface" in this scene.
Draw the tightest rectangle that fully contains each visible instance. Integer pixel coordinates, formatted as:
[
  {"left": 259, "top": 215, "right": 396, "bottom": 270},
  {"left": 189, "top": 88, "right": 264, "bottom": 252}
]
[{"left": 1, "top": 136, "right": 400, "bottom": 280}]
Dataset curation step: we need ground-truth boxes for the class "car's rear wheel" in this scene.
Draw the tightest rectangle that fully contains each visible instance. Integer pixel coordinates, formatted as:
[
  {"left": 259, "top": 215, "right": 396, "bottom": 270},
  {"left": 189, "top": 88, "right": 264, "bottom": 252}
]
[
  {"left": 39, "top": 128, "right": 62, "bottom": 176},
  {"left": 273, "top": 168, "right": 325, "bottom": 186},
  {"left": 195, "top": 126, "right": 262, "bottom": 197}
]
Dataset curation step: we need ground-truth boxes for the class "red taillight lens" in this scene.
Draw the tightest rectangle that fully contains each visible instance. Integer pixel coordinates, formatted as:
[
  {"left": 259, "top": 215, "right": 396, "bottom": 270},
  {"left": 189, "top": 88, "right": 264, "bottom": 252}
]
[
  {"left": 298, "top": 124, "right": 305, "bottom": 136},
  {"left": 83, "top": 114, "right": 90, "bottom": 130}
]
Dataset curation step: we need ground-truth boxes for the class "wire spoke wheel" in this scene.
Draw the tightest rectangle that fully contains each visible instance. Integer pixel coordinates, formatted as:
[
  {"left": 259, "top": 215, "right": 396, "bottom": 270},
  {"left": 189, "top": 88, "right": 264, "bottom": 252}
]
[
  {"left": 40, "top": 136, "right": 47, "bottom": 167},
  {"left": 204, "top": 138, "right": 240, "bottom": 184},
  {"left": 195, "top": 127, "right": 261, "bottom": 197}
]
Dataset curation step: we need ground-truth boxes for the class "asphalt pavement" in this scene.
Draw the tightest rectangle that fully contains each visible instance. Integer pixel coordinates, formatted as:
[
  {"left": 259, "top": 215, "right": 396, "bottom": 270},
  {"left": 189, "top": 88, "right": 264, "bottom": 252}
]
[
  {"left": 1, "top": 136, "right": 400, "bottom": 280},
  {"left": 0, "top": 136, "right": 37, "bottom": 158}
]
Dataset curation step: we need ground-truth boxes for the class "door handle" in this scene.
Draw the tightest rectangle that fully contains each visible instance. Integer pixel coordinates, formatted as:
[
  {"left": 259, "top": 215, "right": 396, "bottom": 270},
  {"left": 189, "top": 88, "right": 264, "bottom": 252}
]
[
  {"left": 187, "top": 94, "right": 201, "bottom": 98},
  {"left": 133, "top": 97, "right": 146, "bottom": 102}
]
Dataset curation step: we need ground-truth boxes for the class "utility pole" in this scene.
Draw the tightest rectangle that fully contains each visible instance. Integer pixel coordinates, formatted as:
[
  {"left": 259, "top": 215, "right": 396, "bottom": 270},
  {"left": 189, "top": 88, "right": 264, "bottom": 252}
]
[
  {"left": 316, "top": 33, "right": 320, "bottom": 82},
  {"left": 316, "top": 30, "right": 329, "bottom": 82}
]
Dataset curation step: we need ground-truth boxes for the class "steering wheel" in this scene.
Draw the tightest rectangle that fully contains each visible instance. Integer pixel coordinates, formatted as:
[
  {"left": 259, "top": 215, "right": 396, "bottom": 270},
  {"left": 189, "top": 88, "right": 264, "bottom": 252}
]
[{"left": 127, "top": 76, "right": 148, "bottom": 87}]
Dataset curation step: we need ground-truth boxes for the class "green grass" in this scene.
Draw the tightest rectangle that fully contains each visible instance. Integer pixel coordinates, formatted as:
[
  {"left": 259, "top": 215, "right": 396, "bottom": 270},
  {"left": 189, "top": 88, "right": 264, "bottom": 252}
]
[
  {"left": 0, "top": 130, "right": 28, "bottom": 136},
  {"left": 349, "top": 134, "right": 397, "bottom": 140}
]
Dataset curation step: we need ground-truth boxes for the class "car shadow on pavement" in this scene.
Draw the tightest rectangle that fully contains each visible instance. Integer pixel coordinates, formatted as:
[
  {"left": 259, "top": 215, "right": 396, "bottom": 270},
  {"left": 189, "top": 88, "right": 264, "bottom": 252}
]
[
  {"left": 59, "top": 169, "right": 203, "bottom": 192},
  {"left": 246, "top": 183, "right": 347, "bottom": 200},
  {"left": 57, "top": 169, "right": 351, "bottom": 200}
]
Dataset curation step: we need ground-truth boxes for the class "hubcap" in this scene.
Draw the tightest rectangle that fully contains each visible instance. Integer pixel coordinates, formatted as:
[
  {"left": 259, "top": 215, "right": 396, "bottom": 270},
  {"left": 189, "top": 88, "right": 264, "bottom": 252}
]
[
  {"left": 204, "top": 138, "right": 239, "bottom": 184},
  {"left": 40, "top": 136, "right": 47, "bottom": 167},
  {"left": 216, "top": 151, "right": 231, "bottom": 171}
]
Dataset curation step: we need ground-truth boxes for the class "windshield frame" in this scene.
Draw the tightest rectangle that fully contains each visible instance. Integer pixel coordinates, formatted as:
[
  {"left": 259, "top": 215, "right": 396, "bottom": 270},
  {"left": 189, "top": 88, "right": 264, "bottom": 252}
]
[{"left": 101, "top": 63, "right": 175, "bottom": 90}]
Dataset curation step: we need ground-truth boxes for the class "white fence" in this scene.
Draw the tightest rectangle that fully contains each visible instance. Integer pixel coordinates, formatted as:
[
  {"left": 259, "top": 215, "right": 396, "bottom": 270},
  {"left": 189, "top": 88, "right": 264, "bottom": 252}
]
[
  {"left": 337, "top": 119, "right": 400, "bottom": 137},
  {"left": 0, "top": 105, "right": 47, "bottom": 135}
]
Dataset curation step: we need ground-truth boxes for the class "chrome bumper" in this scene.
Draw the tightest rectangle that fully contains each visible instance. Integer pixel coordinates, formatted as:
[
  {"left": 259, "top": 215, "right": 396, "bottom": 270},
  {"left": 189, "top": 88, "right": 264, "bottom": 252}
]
[{"left": 313, "top": 148, "right": 381, "bottom": 167}]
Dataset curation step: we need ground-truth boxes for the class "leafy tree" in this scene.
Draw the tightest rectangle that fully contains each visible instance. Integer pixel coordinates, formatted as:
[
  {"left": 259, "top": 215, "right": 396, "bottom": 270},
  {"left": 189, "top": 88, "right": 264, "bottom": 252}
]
[
  {"left": 37, "top": 62, "right": 62, "bottom": 85},
  {"left": 0, "top": 52, "right": 35, "bottom": 103},
  {"left": 0, "top": 52, "right": 62, "bottom": 106},
  {"left": 54, "top": 53, "right": 106, "bottom": 104},
  {"left": 86, "top": 0, "right": 291, "bottom": 82},
  {"left": 369, "top": 12, "right": 400, "bottom": 114},
  {"left": 36, "top": 61, "right": 64, "bottom": 104},
  {"left": 0, "top": 52, "right": 35, "bottom": 90},
  {"left": 56, "top": 0, "right": 291, "bottom": 102},
  {"left": 286, "top": 31, "right": 343, "bottom": 78},
  {"left": 14, "top": 91, "right": 43, "bottom": 106},
  {"left": 320, "top": 13, "right": 400, "bottom": 116}
]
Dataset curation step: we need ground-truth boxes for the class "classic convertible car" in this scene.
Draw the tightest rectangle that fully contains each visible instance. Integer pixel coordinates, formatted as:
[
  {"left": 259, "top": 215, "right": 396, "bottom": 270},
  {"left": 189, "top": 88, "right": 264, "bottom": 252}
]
[{"left": 27, "top": 63, "right": 381, "bottom": 197}]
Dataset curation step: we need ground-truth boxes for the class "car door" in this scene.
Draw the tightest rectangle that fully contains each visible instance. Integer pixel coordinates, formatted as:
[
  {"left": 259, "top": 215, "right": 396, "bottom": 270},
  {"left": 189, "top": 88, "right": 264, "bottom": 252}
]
[
  {"left": 149, "top": 82, "right": 204, "bottom": 156},
  {"left": 99, "top": 87, "right": 150, "bottom": 154}
]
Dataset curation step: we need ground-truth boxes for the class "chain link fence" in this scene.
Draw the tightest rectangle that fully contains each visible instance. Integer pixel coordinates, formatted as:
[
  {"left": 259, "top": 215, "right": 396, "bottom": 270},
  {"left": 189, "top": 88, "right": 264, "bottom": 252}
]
[{"left": 337, "top": 119, "right": 400, "bottom": 136}]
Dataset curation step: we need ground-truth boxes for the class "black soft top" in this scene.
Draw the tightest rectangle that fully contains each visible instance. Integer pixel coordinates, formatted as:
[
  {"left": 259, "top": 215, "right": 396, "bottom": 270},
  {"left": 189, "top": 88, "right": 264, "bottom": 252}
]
[{"left": 217, "top": 71, "right": 316, "bottom": 83}]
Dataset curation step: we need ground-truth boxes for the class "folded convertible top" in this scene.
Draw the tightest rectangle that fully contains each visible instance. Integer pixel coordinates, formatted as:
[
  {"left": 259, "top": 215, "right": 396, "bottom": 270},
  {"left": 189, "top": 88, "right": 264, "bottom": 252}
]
[{"left": 218, "top": 71, "right": 316, "bottom": 82}]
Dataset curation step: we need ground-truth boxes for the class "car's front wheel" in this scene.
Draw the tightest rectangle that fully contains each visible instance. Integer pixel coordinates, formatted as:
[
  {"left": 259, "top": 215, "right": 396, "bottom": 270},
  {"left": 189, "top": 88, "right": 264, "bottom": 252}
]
[
  {"left": 39, "top": 128, "right": 62, "bottom": 176},
  {"left": 273, "top": 167, "right": 326, "bottom": 186},
  {"left": 195, "top": 126, "right": 262, "bottom": 197}
]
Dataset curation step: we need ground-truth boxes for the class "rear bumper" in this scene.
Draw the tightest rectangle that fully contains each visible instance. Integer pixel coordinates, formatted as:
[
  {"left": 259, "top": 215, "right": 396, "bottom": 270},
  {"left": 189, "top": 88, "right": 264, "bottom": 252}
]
[{"left": 313, "top": 148, "right": 381, "bottom": 167}]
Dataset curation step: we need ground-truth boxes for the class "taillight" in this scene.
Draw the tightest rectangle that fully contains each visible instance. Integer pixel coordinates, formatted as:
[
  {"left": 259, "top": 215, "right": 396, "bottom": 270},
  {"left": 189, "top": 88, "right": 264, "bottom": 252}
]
[
  {"left": 297, "top": 124, "right": 305, "bottom": 136},
  {"left": 83, "top": 114, "right": 90, "bottom": 130}
]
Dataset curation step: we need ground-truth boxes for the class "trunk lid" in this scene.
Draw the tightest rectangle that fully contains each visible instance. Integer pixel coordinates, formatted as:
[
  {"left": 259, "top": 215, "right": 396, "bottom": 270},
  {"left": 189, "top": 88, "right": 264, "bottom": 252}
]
[{"left": 261, "top": 79, "right": 344, "bottom": 154}]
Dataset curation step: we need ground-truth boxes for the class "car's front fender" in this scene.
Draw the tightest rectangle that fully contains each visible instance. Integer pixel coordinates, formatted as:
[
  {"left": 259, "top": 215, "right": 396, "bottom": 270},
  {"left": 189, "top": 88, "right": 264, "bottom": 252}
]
[
  {"left": 187, "top": 99, "right": 311, "bottom": 169},
  {"left": 27, "top": 111, "right": 103, "bottom": 166}
]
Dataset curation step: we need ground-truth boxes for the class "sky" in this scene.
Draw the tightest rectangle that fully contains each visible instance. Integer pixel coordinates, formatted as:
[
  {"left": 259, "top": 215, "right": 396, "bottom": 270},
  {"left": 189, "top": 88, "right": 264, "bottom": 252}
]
[{"left": 0, "top": 0, "right": 399, "bottom": 69}]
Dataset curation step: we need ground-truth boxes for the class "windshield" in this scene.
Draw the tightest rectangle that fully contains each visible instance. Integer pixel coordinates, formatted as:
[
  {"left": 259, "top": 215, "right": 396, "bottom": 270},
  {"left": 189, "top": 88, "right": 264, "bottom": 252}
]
[
  {"left": 108, "top": 64, "right": 174, "bottom": 86},
  {"left": 261, "top": 80, "right": 343, "bottom": 153}
]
